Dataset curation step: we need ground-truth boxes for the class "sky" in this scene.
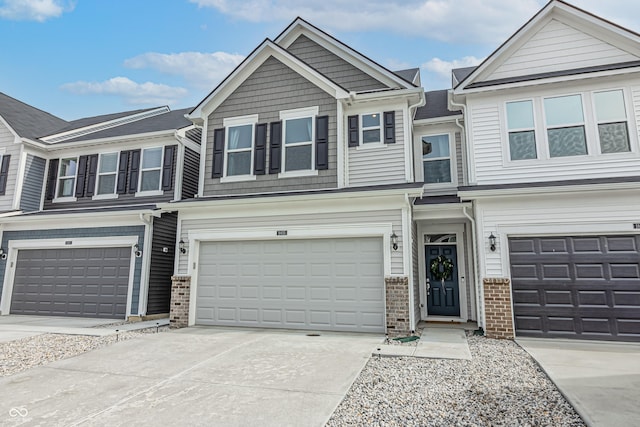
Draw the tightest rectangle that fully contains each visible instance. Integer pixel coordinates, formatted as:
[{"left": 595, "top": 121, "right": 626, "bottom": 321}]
[{"left": 0, "top": 0, "right": 639, "bottom": 121}]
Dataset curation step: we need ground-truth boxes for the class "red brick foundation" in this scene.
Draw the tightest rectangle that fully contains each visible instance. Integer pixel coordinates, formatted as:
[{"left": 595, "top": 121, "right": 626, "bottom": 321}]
[
  {"left": 170, "top": 275, "right": 191, "bottom": 329},
  {"left": 385, "top": 276, "right": 411, "bottom": 337},
  {"left": 483, "top": 277, "right": 514, "bottom": 339}
]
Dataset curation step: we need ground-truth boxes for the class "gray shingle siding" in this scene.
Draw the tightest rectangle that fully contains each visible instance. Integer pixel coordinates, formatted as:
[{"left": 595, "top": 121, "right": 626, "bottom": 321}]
[
  {"left": 0, "top": 225, "right": 145, "bottom": 314},
  {"left": 286, "top": 35, "right": 387, "bottom": 92},
  {"left": 20, "top": 155, "right": 46, "bottom": 212},
  {"left": 204, "top": 56, "right": 337, "bottom": 196}
]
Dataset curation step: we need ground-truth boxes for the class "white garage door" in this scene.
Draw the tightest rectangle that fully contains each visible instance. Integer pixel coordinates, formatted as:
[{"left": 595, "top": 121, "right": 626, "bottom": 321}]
[{"left": 195, "top": 237, "right": 384, "bottom": 332}]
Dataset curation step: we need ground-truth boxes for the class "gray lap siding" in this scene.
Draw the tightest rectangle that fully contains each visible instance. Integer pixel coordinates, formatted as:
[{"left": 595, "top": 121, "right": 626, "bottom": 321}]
[
  {"left": 20, "top": 155, "right": 46, "bottom": 212},
  {"left": 0, "top": 226, "right": 145, "bottom": 314},
  {"left": 204, "top": 56, "right": 338, "bottom": 196}
]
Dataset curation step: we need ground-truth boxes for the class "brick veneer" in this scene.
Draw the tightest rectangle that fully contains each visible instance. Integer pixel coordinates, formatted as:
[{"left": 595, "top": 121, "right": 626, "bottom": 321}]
[
  {"left": 170, "top": 275, "right": 191, "bottom": 329},
  {"left": 385, "top": 276, "right": 411, "bottom": 336},
  {"left": 483, "top": 278, "right": 515, "bottom": 339}
]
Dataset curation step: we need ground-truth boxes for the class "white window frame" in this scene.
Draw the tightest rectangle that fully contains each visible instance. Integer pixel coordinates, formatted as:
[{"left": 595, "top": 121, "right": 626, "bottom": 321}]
[
  {"left": 420, "top": 132, "right": 457, "bottom": 187},
  {"left": 592, "top": 89, "right": 631, "bottom": 155},
  {"left": 221, "top": 114, "right": 258, "bottom": 183},
  {"left": 135, "top": 147, "right": 164, "bottom": 197},
  {"left": 359, "top": 112, "right": 383, "bottom": 146},
  {"left": 93, "top": 151, "right": 120, "bottom": 200},
  {"left": 54, "top": 157, "right": 78, "bottom": 203},
  {"left": 279, "top": 106, "right": 319, "bottom": 178},
  {"left": 542, "top": 93, "right": 588, "bottom": 158},
  {"left": 505, "top": 99, "right": 539, "bottom": 162}
]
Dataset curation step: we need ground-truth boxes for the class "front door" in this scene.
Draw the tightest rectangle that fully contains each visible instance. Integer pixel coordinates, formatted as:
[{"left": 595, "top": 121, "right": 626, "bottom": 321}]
[{"left": 426, "top": 244, "right": 460, "bottom": 316}]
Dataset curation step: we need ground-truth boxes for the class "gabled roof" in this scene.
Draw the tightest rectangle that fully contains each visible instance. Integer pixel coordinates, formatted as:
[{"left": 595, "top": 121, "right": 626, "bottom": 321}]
[
  {"left": 275, "top": 18, "right": 416, "bottom": 91},
  {"left": 188, "top": 39, "right": 350, "bottom": 119},
  {"left": 455, "top": 0, "right": 640, "bottom": 92},
  {"left": 415, "top": 90, "right": 461, "bottom": 121},
  {"left": 451, "top": 67, "right": 476, "bottom": 87},
  {"left": 52, "top": 107, "right": 160, "bottom": 135},
  {"left": 394, "top": 68, "right": 421, "bottom": 85},
  {"left": 0, "top": 91, "right": 68, "bottom": 139}
]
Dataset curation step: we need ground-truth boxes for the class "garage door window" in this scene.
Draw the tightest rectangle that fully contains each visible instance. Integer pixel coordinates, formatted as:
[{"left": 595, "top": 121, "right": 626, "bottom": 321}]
[{"left": 57, "top": 158, "right": 77, "bottom": 198}]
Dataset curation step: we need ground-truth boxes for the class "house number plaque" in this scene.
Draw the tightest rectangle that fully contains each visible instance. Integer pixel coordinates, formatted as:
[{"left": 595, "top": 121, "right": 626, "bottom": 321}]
[{"left": 276, "top": 230, "right": 287, "bottom": 236}]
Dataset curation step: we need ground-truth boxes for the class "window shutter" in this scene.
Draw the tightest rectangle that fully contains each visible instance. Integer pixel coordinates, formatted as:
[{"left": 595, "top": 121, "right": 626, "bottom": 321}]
[
  {"left": 85, "top": 154, "right": 98, "bottom": 197},
  {"left": 128, "top": 149, "right": 141, "bottom": 194},
  {"left": 269, "top": 121, "right": 282, "bottom": 174},
  {"left": 74, "top": 155, "right": 88, "bottom": 198},
  {"left": 383, "top": 111, "right": 396, "bottom": 144},
  {"left": 45, "top": 158, "right": 59, "bottom": 200},
  {"left": 315, "top": 115, "right": 329, "bottom": 170},
  {"left": 162, "top": 145, "right": 176, "bottom": 191},
  {"left": 0, "top": 155, "right": 11, "bottom": 196},
  {"left": 348, "top": 115, "right": 359, "bottom": 147},
  {"left": 116, "top": 151, "right": 130, "bottom": 195},
  {"left": 212, "top": 128, "right": 225, "bottom": 178},
  {"left": 254, "top": 123, "right": 267, "bottom": 175}
]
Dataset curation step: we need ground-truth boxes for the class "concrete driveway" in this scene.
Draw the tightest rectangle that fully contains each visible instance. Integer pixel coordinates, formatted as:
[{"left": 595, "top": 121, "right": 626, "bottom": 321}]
[
  {"left": 0, "top": 326, "right": 381, "bottom": 426},
  {"left": 517, "top": 338, "right": 640, "bottom": 427}
]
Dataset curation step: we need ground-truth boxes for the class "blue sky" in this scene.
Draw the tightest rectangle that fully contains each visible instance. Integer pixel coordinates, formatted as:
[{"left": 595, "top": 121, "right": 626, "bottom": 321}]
[{"left": 0, "top": 0, "right": 638, "bottom": 120}]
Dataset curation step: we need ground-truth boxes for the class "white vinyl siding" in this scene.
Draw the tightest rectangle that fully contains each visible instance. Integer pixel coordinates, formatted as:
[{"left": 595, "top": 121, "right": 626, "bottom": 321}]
[
  {"left": 0, "top": 122, "right": 20, "bottom": 211},
  {"left": 349, "top": 109, "right": 406, "bottom": 186},
  {"left": 486, "top": 19, "right": 637, "bottom": 81}
]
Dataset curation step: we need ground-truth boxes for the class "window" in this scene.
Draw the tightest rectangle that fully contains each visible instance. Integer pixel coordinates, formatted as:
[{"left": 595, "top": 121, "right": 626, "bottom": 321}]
[
  {"left": 543, "top": 94, "right": 587, "bottom": 157},
  {"left": 96, "top": 152, "right": 118, "bottom": 195},
  {"left": 361, "top": 113, "right": 382, "bottom": 144},
  {"left": 594, "top": 90, "right": 630, "bottom": 153},
  {"left": 422, "top": 134, "right": 452, "bottom": 184},
  {"left": 226, "top": 124, "right": 253, "bottom": 176},
  {"left": 57, "top": 158, "right": 77, "bottom": 198},
  {"left": 139, "top": 147, "right": 163, "bottom": 192},
  {"left": 280, "top": 107, "right": 318, "bottom": 174},
  {"left": 506, "top": 100, "right": 537, "bottom": 160}
]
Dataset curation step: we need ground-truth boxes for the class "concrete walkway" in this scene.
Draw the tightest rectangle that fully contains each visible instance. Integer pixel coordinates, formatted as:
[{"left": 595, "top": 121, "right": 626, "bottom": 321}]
[
  {"left": 374, "top": 327, "right": 472, "bottom": 359},
  {"left": 517, "top": 338, "right": 640, "bottom": 427},
  {"left": 0, "top": 327, "right": 380, "bottom": 426}
]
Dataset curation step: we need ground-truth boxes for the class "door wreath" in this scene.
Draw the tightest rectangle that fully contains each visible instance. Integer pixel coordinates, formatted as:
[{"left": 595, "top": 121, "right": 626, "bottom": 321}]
[{"left": 430, "top": 255, "right": 454, "bottom": 294}]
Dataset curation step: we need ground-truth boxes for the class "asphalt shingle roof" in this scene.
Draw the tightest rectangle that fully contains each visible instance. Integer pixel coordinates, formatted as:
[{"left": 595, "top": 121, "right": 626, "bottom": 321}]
[
  {"left": 0, "top": 92, "right": 68, "bottom": 139},
  {"left": 52, "top": 107, "right": 161, "bottom": 135},
  {"left": 414, "top": 90, "right": 461, "bottom": 121},
  {"left": 452, "top": 66, "right": 477, "bottom": 86},
  {"left": 393, "top": 68, "right": 420, "bottom": 84}
]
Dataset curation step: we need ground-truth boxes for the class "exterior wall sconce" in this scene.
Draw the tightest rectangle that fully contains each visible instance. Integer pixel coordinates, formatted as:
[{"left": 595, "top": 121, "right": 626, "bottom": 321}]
[
  {"left": 0, "top": 248, "right": 6, "bottom": 260},
  {"left": 179, "top": 239, "right": 187, "bottom": 254},
  {"left": 489, "top": 233, "right": 497, "bottom": 252},
  {"left": 134, "top": 244, "right": 142, "bottom": 258},
  {"left": 390, "top": 232, "right": 399, "bottom": 251}
]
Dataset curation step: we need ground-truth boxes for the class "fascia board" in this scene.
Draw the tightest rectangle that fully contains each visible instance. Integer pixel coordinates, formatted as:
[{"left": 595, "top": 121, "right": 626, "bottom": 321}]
[{"left": 458, "top": 181, "right": 640, "bottom": 199}]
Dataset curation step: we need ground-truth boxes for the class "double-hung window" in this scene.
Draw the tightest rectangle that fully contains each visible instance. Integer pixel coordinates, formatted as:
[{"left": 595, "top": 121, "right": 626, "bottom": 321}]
[
  {"left": 422, "top": 134, "right": 453, "bottom": 184},
  {"left": 361, "top": 113, "right": 382, "bottom": 144},
  {"left": 543, "top": 94, "right": 587, "bottom": 157},
  {"left": 280, "top": 107, "right": 317, "bottom": 173},
  {"left": 57, "top": 158, "right": 77, "bottom": 198},
  {"left": 594, "top": 89, "right": 630, "bottom": 153},
  {"left": 96, "top": 152, "right": 118, "bottom": 195},
  {"left": 139, "top": 147, "right": 163, "bottom": 192},
  {"left": 506, "top": 100, "right": 537, "bottom": 160},
  {"left": 221, "top": 115, "right": 257, "bottom": 180}
]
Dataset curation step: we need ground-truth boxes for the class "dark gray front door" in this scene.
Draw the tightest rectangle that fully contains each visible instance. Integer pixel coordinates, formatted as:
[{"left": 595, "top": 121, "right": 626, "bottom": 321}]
[
  {"left": 426, "top": 244, "right": 460, "bottom": 316},
  {"left": 510, "top": 235, "right": 640, "bottom": 342},
  {"left": 10, "top": 247, "right": 131, "bottom": 319}
]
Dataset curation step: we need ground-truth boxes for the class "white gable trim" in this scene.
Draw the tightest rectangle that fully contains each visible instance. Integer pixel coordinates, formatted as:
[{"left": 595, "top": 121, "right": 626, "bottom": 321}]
[
  {"left": 189, "top": 40, "right": 350, "bottom": 120},
  {"left": 276, "top": 18, "right": 414, "bottom": 90},
  {"left": 0, "top": 115, "right": 21, "bottom": 145}
]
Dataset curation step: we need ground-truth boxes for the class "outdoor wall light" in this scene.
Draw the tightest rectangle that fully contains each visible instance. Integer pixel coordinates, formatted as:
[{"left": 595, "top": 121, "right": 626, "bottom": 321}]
[
  {"left": 0, "top": 248, "right": 6, "bottom": 260},
  {"left": 489, "top": 233, "right": 497, "bottom": 252},
  {"left": 134, "top": 244, "right": 142, "bottom": 258},
  {"left": 390, "top": 232, "right": 399, "bottom": 251},
  {"left": 179, "top": 239, "right": 187, "bottom": 254}
]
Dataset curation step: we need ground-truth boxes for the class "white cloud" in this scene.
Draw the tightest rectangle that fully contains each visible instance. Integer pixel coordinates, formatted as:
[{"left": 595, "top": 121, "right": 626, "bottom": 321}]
[
  {"left": 124, "top": 51, "right": 245, "bottom": 90},
  {"left": 423, "top": 56, "right": 483, "bottom": 80},
  {"left": 189, "top": 0, "right": 544, "bottom": 44},
  {"left": 0, "top": 0, "right": 72, "bottom": 22},
  {"left": 61, "top": 77, "right": 188, "bottom": 106}
]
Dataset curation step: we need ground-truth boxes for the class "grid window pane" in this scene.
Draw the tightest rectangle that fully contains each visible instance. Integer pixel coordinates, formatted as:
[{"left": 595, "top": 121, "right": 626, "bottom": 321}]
[
  {"left": 228, "top": 125, "right": 253, "bottom": 150},
  {"left": 363, "top": 129, "right": 381, "bottom": 143},
  {"left": 509, "top": 131, "right": 537, "bottom": 160},
  {"left": 97, "top": 175, "right": 116, "bottom": 195},
  {"left": 142, "top": 148, "right": 162, "bottom": 168},
  {"left": 594, "top": 90, "right": 626, "bottom": 122},
  {"left": 99, "top": 153, "right": 118, "bottom": 173},
  {"left": 285, "top": 145, "right": 312, "bottom": 171},
  {"left": 548, "top": 126, "right": 587, "bottom": 157},
  {"left": 599, "top": 122, "right": 630, "bottom": 153},
  {"left": 227, "top": 151, "right": 252, "bottom": 176},
  {"left": 422, "top": 135, "right": 450, "bottom": 159},
  {"left": 141, "top": 170, "right": 161, "bottom": 191},
  {"left": 506, "top": 100, "right": 534, "bottom": 129},
  {"left": 423, "top": 159, "right": 451, "bottom": 184},
  {"left": 544, "top": 95, "right": 584, "bottom": 126},
  {"left": 285, "top": 118, "right": 312, "bottom": 144}
]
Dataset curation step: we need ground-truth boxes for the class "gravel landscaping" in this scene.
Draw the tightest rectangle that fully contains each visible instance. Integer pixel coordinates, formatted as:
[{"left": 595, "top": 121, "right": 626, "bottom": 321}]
[{"left": 327, "top": 334, "right": 585, "bottom": 427}]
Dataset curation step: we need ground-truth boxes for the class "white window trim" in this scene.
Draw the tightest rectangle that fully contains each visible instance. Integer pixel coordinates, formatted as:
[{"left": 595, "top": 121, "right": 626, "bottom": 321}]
[
  {"left": 421, "top": 132, "right": 457, "bottom": 187},
  {"left": 360, "top": 112, "right": 383, "bottom": 145},
  {"left": 591, "top": 88, "right": 631, "bottom": 155},
  {"left": 279, "top": 106, "right": 318, "bottom": 174},
  {"left": 222, "top": 114, "right": 258, "bottom": 179},
  {"left": 53, "top": 157, "right": 78, "bottom": 203},
  {"left": 505, "top": 99, "right": 539, "bottom": 162},
  {"left": 135, "top": 147, "right": 164, "bottom": 197},
  {"left": 93, "top": 151, "right": 119, "bottom": 199}
]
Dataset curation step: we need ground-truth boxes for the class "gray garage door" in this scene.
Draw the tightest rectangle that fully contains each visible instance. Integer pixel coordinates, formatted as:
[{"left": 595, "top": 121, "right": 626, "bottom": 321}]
[
  {"left": 509, "top": 235, "right": 640, "bottom": 342},
  {"left": 195, "top": 237, "right": 384, "bottom": 332},
  {"left": 10, "top": 247, "right": 132, "bottom": 318}
]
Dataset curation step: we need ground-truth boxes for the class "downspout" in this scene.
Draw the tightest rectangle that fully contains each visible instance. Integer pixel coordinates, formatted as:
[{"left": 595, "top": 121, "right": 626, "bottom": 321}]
[
  {"left": 138, "top": 213, "right": 153, "bottom": 317},
  {"left": 449, "top": 94, "right": 475, "bottom": 185},
  {"left": 406, "top": 93, "right": 426, "bottom": 183},
  {"left": 403, "top": 193, "right": 415, "bottom": 332},
  {"left": 462, "top": 205, "right": 483, "bottom": 329}
]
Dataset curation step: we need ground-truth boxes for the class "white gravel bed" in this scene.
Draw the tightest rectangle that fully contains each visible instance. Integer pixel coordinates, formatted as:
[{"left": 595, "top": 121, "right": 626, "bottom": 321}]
[
  {"left": 0, "top": 327, "right": 168, "bottom": 377},
  {"left": 327, "top": 335, "right": 585, "bottom": 427}
]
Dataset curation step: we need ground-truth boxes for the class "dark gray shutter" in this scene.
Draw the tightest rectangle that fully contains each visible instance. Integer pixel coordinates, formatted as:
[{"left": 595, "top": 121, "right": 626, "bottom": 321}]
[
  {"left": 116, "top": 151, "right": 130, "bottom": 195},
  {"left": 315, "top": 115, "right": 329, "bottom": 170},
  {"left": 348, "top": 115, "right": 359, "bottom": 147},
  {"left": 128, "top": 149, "right": 141, "bottom": 194},
  {"left": 162, "top": 145, "right": 176, "bottom": 191},
  {"left": 0, "top": 155, "right": 10, "bottom": 195},
  {"left": 74, "top": 155, "right": 88, "bottom": 198},
  {"left": 45, "top": 158, "right": 59, "bottom": 200},
  {"left": 269, "top": 121, "right": 282, "bottom": 174},
  {"left": 212, "top": 128, "right": 225, "bottom": 178},
  {"left": 384, "top": 111, "right": 396, "bottom": 144},
  {"left": 254, "top": 123, "right": 267, "bottom": 175},
  {"left": 85, "top": 155, "right": 98, "bottom": 197}
]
